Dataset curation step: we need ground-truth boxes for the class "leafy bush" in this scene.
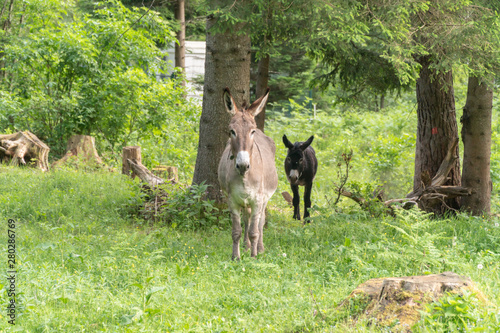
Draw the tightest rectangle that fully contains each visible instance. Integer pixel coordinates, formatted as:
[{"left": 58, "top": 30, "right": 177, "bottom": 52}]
[
  {"left": 415, "top": 291, "right": 500, "bottom": 332},
  {"left": 134, "top": 98, "right": 201, "bottom": 183},
  {"left": 343, "top": 180, "right": 388, "bottom": 216},
  {"left": 0, "top": 0, "right": 187, "bottom": 157},
  {"left": 157, "top": 182, "right": 229, "bottom": 230}
]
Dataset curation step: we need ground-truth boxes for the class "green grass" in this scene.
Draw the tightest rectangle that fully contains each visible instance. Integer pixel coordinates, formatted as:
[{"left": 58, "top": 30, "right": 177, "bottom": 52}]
[{"left": 1, "top": 167, "right": 500, "bottom": 332}]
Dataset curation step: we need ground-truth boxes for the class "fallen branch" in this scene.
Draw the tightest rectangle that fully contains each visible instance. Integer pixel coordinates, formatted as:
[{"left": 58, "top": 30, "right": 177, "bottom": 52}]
[
  {"left": 431, "top": 138, "right": 459, "bottom": 187},
  {"left": 337, "top": 139, "right": 473, "bottom": 213},
  {"left": 127, "top": 158, "right": 164, "bottom": 187}
]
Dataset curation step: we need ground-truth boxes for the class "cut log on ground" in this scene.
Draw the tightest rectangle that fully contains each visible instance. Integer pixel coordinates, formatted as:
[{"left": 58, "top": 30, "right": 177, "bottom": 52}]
[
  {"left": 127, "top": 159, "right": 164, "bottom": 187},
  {"left": 0, "top": 131, "right": 50, "bottom": 171},
  {"left": 52, "top": 135, "right": 102, "bottom": 168},
  {"left": 122, "top": 146, "right": 166, "bottom": 187},
  {"left": 338, "top": 272, "right": 484, "bottom": 332},
  {"left": 152, "top": 165, "right": 178, "bottom": 183}
]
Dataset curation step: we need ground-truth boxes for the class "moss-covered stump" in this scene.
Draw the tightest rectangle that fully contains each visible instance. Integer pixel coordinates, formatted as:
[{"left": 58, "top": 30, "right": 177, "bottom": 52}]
[
  {"left": 52, "top": 135, "right": 102, "bottom": 169},
  {"left": 339, "top": 272, "right": 479, "bottom": 332}
]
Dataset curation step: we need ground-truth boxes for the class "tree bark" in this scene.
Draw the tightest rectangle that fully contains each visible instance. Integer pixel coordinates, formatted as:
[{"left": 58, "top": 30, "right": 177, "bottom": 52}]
[
  {"left": 255, "top": 54, "right": 270, "bottom": 131},
  {"left": 339, "top": 138, "right": 473, "bottom": 214},
  {"left": 0, "top": 0, "right": 15, "bottom": 82},
  {"left": 192, "top": 16, "right": 251, "bottom": 202},
  {"left": 461, "top": 76, "right": 493, "bottom": 215},
  {"left": 413, "top": 57, "right": 461, "bottom": 213}
]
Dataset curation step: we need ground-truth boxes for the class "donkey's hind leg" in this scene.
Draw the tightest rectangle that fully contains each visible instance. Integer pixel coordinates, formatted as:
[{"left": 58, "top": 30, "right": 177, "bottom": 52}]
[{"left": 257, "top": 201, "right": 268, "bottom": 254}]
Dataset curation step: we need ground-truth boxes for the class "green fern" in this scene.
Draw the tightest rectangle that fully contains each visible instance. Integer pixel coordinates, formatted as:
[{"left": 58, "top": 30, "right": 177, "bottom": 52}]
[{"left": 382, "top": 208, "right": 446, "bottom": 273}]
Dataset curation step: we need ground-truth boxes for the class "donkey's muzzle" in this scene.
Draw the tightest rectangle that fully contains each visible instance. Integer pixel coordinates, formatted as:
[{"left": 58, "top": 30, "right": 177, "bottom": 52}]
[
  {"left": 288, "top": 169, "right": 300, "bottom": 184},
  {"left": 235, "top": 151, "right": 250, "bottom": 175},
  {"left": 236, "top": 162, "right": 250, "bottom": 175}
]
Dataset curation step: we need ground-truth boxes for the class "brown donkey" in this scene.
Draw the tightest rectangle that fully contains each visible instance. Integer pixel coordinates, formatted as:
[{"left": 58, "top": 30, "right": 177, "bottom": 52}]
[{"left": 218, "top": 87, "right": 278, "bottom": 260}]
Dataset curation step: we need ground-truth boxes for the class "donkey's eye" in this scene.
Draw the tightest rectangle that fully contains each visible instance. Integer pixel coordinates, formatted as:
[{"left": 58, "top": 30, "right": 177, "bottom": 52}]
[
  {"left": 286, "top": 157, "right": 291, "bottom": 163},
  {"left": 250, "top": 130, "right": 256, "bottom": 136},
  {"left": 299, "top": 158, "right": 304, "bottom": 164},
  {"left": 230, "top": 130, "right": 236, "bottom": 137}
]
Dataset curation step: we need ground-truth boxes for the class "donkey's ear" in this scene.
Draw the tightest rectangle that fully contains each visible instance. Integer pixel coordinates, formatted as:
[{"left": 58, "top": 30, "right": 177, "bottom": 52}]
[
  {"left": 247, "top": 88, "right": 270, "bottom": 117},
  {"left": 300, "top": 136, "right": 314, "bottom": 150},
  {"left": 223, "top": 87, "right": 238, "bottom": 115},
  {"left": 282, "top": 134, "right": 294, "bottom": 149}
]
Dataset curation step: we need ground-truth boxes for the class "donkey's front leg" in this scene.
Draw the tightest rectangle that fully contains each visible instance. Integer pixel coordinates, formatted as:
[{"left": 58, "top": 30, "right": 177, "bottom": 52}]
[
  {"left": 243, "top": 207, "right": 251, "bottom": 251},
  {"left": 230, "top": 207, "right": 242, "bottom": 260},
  {"left": 248, "top": 204, "right": 263, "bottom": 258},
  {"left": 291, "top": 184, "right": 301, "bottom": 220}
]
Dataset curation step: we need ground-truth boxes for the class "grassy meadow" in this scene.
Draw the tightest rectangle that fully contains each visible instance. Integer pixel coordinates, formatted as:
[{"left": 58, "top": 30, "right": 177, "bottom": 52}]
[{"left": 1, "top": 96, "right": 500, "bottom": 332}]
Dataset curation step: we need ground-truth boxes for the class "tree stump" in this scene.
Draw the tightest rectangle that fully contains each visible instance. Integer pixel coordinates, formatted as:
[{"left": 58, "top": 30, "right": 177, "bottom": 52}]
[
  {"left": 122, "top": 146, "right": 142, "bottom": 178},
  {"left": 52, "top": 135, "right": 102, "bottom": 168},
  {"left": 338, "top": 272, "right": 483, "bottom": 331},
  {"left": 0, "top": 131, "right": 50, "bottom": 171},
  {"left": 122, "top": 146, "right": 164, "bottom": 187}
]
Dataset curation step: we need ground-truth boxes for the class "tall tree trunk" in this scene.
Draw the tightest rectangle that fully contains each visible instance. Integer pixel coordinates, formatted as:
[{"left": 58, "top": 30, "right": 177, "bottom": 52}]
[
  {"left": 1, "top": 0, "right": 14, "bottom": 31},
  {"left": 461, "top": 76, "right": 493, "bottom": 215},
  {"left": 255, "top": 54, "right": 270, "bottom": 131},
  {"left": 192, "top": 16, "right": 251, "bottom": 202},
  {"left": 0, "top": 0, "right": 15, "bottom": 83},
  {"left": 175, "top": 0, "right": 185, "bottom": 86},
  {"left": 413, "top": 57, "right": 461, "bottom": 213},
  {"left": 254, "top": 5, "right": 272, "bottom": 132}
]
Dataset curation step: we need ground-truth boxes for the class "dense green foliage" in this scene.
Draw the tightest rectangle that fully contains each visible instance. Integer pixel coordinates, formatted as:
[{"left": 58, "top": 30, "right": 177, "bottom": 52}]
[
  {"left": 0, "top": 0, "right": 194, "bottom": 159},
  {"left": 0, "top": 166, "right": 499, "bottom": 331}
]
